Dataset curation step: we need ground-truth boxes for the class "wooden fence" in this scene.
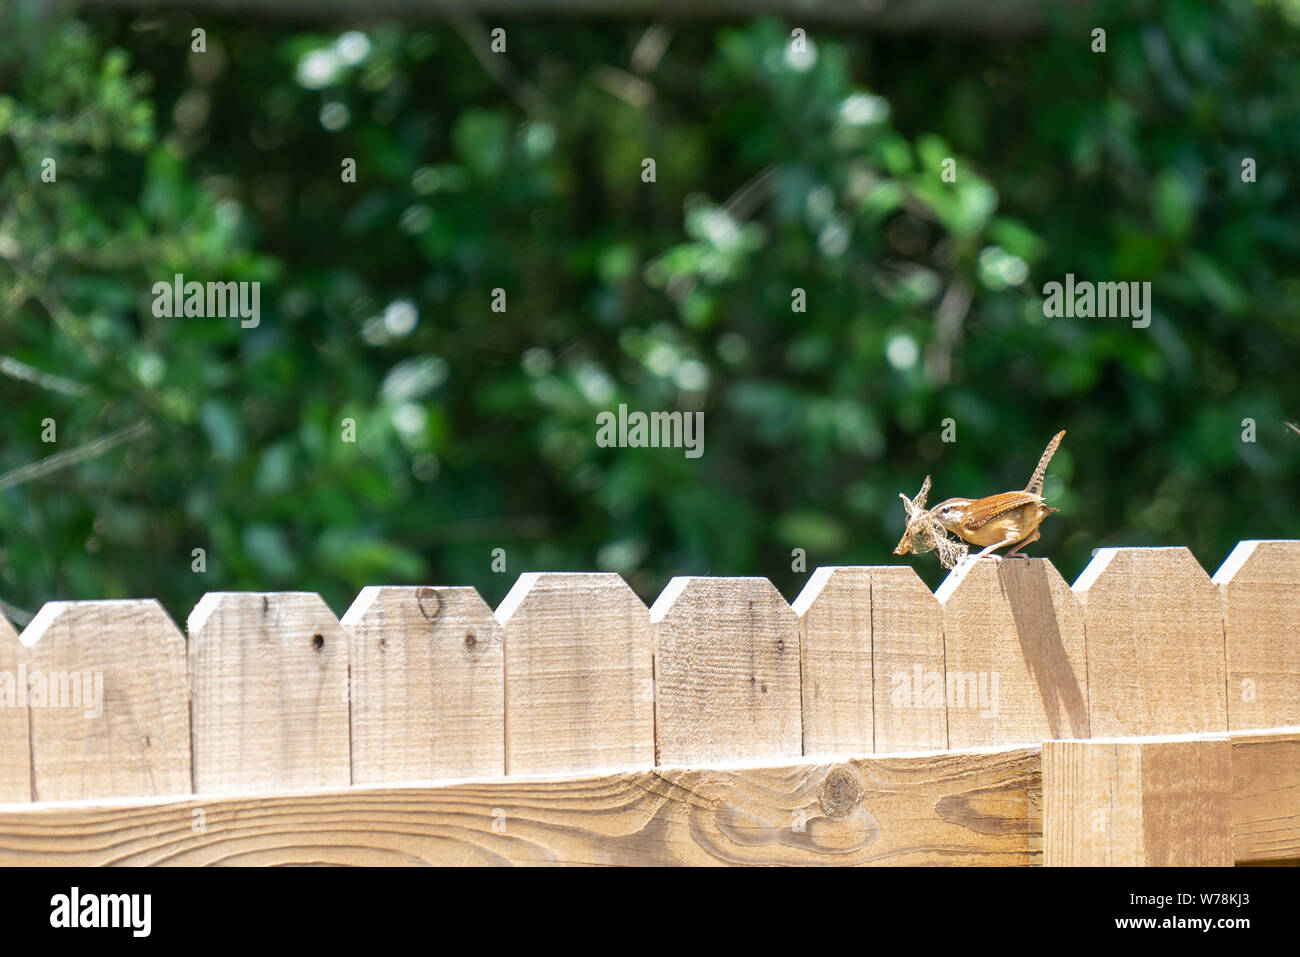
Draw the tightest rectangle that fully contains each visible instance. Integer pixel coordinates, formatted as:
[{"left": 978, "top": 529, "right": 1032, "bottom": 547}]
[{"left": 0, "top": 542, "right": 1296, "bottom": 866}]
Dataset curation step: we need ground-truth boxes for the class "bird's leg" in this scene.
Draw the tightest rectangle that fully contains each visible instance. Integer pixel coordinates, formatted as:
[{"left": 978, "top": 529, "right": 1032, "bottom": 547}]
[
  {"left": 971, "top": 532, "right": 1023, "bottom": 562},
  {"left": 1005, "top": 528, "right": 1040, "bottom": 559}
]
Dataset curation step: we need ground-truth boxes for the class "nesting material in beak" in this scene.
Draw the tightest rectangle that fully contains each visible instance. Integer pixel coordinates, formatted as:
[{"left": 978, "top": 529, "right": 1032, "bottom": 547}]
[{"left": 893, "top": 475, "right": 969, "bottom": 569}]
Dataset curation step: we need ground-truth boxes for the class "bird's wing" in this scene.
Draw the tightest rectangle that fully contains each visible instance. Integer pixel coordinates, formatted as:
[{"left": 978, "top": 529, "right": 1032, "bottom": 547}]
[{"left": 959, "top": 491, "right": 1043, "bottom": 530}]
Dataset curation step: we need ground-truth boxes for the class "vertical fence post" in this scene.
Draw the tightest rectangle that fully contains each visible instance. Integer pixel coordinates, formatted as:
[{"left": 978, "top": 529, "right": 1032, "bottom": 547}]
[{"left": 1043, "top": 737, "right": 1233, "bottom": 866}]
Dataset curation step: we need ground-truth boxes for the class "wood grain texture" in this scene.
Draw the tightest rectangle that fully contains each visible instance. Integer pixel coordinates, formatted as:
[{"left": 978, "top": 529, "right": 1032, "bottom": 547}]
[
  {"left": 343, "top": 586, "right": 503, "bottom": 784},
  {"left": 938, "top": 558, "right": 1088, "bottom": 748},
  {"left": 188, "top": 592, "right": 350, "bottom": 794},
  {"left": 793, "top": 566, "right": 945, "bottom": 756},
  {"left": 1231, "top": 728, "right": 1300, "bottom": 862},
  {"left": 1212, "top": 541, "right": 1300, "bottom": 731},
  {"left": 0, "top": 745, "right": 1041, "bottom": 866},
  {"left": 869, "top": 567, "right": 950, "bottom": 752},
  {"left": 496, "top": 573, "right": 653, "bottom": 776},
  {"left": 652, "top": 577, "right": 801, "bottom": 765},
  {"left": 20, "top": 601, "right": 190, "bottom": 802},
  {"left": 1043, "top": 737, "right": 1233, "bottom": 866},
  {"left": 1073, "top": 548, "right": 1228, "bottom": 737},
  {"left": 793, "top": 568, "right": 873, "bottom": 756},
  {"left": 0, "top": 612, "right": 30, "bottom": 802}
]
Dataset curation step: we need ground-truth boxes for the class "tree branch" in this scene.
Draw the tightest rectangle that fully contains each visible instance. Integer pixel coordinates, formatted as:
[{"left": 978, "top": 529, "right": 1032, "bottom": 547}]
[{"left": 0, "top": 419, "right": 152, "bottom": 492}]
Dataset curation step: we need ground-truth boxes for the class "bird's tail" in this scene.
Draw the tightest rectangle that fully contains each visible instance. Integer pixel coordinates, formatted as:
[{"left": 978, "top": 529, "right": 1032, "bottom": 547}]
[{"left": 1025, "top": 430, "right": 1066, "bottom": 496}]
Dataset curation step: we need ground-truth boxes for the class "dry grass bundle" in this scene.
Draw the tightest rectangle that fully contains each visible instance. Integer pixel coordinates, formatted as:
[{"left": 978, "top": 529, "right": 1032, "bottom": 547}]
[{"left": 892, "top": 475, "right": 969, "bottom": 570}]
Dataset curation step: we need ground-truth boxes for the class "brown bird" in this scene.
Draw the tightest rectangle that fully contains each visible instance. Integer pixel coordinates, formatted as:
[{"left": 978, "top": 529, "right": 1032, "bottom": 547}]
[{"left": 928, "top": 430, "right": 1066, "bottom": 562}]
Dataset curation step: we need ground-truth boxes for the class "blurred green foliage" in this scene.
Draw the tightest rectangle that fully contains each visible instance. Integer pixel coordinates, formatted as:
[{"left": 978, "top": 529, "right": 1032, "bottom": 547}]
[{"left": 1, "top": 0, "right": 1299, "bottom": 624}]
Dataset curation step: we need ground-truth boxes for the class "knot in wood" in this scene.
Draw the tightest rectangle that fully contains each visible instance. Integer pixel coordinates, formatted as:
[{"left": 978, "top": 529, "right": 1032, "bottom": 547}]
[
  {"left": 818, "top": 766, "right": 861, "bottom": 819},
  {"left": 416, "top": 587, "right": 441, "bottom": 622}
]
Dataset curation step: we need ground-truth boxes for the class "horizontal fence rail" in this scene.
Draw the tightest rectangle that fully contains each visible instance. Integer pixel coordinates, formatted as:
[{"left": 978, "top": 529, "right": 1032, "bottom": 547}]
[{"left": 0, "top": 541, "right": 1297, "bottom": 866}]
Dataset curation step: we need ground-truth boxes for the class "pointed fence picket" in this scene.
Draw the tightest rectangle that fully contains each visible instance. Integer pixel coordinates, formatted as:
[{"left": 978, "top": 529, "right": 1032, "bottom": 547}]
[
  {"left": 1213, "top": 540, "right": 1300, "bottom": 731},
  {"left": 188, "top": 592, "right": 350, "bottom": 793},
  {"left": 0, "top": 611, "right": 28, "bottom": 803},
  {"left": 22, "top": 600, "right": 190, "bottom": 802},
  {"left": 343, "top": 585, "right": 504, "bottom": 784},
  {"left": 793, "top": 565, "right": 947, "bottom": 755},
  {"left": 651, "top": 576, "right": 801, "bottom": 765},
  {"left": 497, "top": 572, "right": 654, "bottom": 776},
  {"left": 938, "top": 557, "right": 1089, "bottom": 747},
  {"left": 1073, "top": 547, "right": 1227, "bottom": 737}
]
